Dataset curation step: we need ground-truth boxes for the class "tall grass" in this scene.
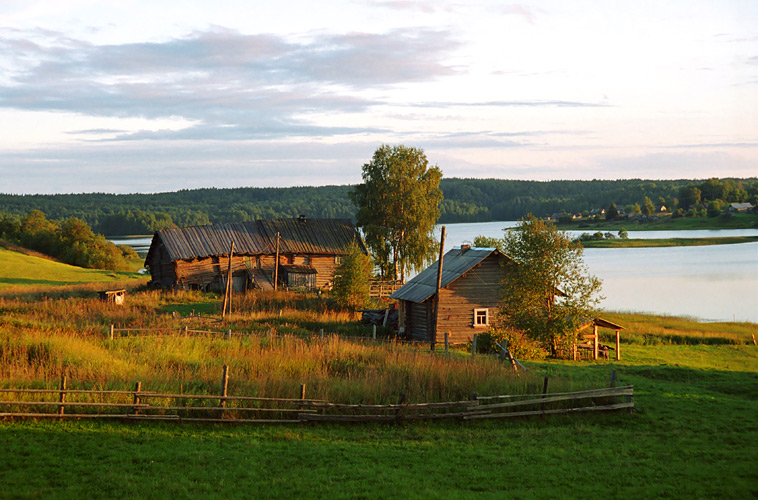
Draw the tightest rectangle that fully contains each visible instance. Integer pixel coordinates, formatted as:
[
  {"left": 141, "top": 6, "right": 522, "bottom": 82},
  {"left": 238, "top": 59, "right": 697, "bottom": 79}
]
[{"left": 0, "top": 288, "right": 548, "bottom": 404}]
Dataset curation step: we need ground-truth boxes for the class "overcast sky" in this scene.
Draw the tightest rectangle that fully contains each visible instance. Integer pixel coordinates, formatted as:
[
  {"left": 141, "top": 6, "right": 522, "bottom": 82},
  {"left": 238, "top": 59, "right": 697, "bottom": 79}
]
[{"left": 1, "top": 0, "right": 756, "bottom": 194}]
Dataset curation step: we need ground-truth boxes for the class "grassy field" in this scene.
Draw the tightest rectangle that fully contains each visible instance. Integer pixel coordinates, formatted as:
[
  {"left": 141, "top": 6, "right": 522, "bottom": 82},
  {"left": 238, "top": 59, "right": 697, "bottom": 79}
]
[
  {"left": 0, "top": 280, "right": 756, "bottom": 498},
  {"left": 0, "top": 245, "right": 146, "bottom": 290},
  {"left": 580, "top": 236, "right": 758, "bottom": 248}
]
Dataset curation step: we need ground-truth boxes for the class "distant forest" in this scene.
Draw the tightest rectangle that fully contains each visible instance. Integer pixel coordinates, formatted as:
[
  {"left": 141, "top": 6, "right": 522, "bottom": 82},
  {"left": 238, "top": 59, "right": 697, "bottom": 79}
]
[{"left": 1, "top": 178, "right": 756, "bottom": 236}]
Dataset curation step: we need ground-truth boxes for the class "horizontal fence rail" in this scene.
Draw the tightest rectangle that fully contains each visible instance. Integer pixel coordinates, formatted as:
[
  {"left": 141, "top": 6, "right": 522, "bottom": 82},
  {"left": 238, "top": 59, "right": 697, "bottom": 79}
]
[{"left": 0, "top": 369, "right": 634, "bottom": 425}]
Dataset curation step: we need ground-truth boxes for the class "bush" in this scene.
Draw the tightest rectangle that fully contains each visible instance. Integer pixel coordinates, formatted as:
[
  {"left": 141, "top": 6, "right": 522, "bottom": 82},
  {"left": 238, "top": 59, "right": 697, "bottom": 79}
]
[{"left": 474, "top": 327, "right": 549, "bottom": 360}]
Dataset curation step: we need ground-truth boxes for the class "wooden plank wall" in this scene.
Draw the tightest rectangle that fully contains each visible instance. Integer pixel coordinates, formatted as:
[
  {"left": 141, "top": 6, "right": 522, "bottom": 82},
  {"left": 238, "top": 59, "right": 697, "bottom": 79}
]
[
  {"left": 435, "top": 254, "right": 504, "bottom": 344},
  {"left": 168, "top": 253, "right": 340, "bottom": 291}
]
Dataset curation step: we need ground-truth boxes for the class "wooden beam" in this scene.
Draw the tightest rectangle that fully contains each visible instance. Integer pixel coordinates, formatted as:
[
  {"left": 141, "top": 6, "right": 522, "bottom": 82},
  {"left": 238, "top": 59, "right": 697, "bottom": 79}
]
[
  {"left": 615, "top": 329, "right": 621, "bottom": 361},
  {"left": 274, "top": 232, "right": 280, "bottom": 291},
  {"left": 593, "top": 324, "right": 599, "bottom": 360},
  {"left": 222, "top": 241, "right": 234, "bottom": 318}
]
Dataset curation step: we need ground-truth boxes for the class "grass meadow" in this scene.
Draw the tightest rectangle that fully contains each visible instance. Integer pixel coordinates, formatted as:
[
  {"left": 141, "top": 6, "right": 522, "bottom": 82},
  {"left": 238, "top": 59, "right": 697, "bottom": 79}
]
[{"left": 0, "top": 248, "right": 756, "bottom": 499}]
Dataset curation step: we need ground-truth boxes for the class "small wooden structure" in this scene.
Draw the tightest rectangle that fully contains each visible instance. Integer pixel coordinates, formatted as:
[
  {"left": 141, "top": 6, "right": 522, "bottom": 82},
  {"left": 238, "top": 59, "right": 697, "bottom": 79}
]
[
  {"left": 391, "top": 246, "right": 510, "bottom": 345},
  {"left": 574, "top": 317, "right": 624, "bottom": 361},
  {"left": 144, "top": 217, "right": 365, "bottom": 292},
  {"left": 98, "top": 289, "right": 125, "bottom": 305}
]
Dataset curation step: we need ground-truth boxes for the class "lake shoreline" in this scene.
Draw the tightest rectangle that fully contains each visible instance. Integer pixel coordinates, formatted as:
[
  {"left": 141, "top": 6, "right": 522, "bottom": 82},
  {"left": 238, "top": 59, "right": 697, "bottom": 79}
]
[{"left": 579, "top": 236, "right": 758, "bottom": 248}]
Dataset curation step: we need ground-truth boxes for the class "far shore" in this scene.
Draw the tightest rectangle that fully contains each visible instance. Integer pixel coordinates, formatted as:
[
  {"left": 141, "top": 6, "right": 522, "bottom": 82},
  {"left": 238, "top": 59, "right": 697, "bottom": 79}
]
[{"left": 579, "top": 236, "right": 758, "bottom": 248}]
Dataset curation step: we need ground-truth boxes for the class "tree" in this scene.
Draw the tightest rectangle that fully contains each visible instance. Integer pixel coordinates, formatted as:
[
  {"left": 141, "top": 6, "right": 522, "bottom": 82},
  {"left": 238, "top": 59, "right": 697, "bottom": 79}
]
[
  {"left": 350, "top": 145, "right": 443, "bottom": 281},
  {"left": 642, "top": 196, "right": 655, "bottom": 216},
  {"left": 497, "top": 216, "right": 603, "bottom": 356},
  {"left": 332, "top": 240, "right": 372, "bottom": 311},
  {"left": 606, "top": 203, "right": 618, "bottom": 220}
]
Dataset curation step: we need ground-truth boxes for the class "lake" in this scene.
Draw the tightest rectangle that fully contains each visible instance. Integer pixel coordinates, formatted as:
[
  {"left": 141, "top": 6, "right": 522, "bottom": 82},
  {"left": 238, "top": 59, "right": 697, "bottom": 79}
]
[
  {"left": 113, "top": 223, "right": 758, "bottom": 323},
  {"left": 437, "top": 221, "right": 758, "bottom": 323}
]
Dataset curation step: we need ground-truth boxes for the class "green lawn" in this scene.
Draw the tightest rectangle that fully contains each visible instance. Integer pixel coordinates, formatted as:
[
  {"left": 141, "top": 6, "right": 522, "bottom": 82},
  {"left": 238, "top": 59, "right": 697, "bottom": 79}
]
[
  {"left": 0, "top": 287, "right": 755, "bottom": 499},
  {"left": 1, "top": 344, "right": 756, "bottom": 499}
]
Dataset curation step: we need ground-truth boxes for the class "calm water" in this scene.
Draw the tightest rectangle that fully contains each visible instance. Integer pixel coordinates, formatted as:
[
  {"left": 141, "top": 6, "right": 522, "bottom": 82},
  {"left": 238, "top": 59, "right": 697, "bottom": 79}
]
[
  {"left": 113, "top": 223, "right": 758, "bottom": 323},
  {"left": 437, "top": 221, "right": 758, "bottom": 323}
]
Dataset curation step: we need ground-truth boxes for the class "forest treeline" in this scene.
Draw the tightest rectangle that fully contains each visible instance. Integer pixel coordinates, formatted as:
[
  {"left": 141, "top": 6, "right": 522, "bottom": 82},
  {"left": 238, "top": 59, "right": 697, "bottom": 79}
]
[{"left": 1, "top": 178, "right": 756, "bottom": 236}]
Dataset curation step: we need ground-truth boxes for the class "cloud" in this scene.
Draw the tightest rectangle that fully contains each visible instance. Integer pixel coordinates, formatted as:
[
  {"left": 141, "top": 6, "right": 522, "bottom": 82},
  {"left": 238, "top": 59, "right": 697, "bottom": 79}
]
[{"left": 0, "top": 26, "right": 459, "bottom": 140}]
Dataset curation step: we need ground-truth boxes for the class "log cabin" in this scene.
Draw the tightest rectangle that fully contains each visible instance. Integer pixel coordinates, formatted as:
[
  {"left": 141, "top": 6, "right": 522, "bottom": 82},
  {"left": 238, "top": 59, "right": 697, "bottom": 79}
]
[
  {"left": 391, "top": 246, "right": 510, "bottom": 344},
  {"left": 144, "top": 216, "right": 365, "bottom": 292}
]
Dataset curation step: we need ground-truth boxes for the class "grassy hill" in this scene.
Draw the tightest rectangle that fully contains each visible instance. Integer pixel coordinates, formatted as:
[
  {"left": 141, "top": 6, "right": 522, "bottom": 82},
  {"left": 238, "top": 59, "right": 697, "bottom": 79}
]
[{"left": 0, "top": 245, "right": 146, "bottom": 290}]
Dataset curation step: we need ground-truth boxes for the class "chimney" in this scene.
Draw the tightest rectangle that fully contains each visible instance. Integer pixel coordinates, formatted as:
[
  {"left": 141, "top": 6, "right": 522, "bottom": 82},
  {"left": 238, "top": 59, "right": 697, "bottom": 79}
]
[{"left": 460, "top": 244, "right": 471, "bottom": 254}]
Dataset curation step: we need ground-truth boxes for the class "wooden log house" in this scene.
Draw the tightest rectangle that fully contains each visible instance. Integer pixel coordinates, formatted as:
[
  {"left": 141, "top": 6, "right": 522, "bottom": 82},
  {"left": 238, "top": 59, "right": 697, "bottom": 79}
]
[
  {"left": 391, "top": 246, "right": 510, "bottom": 344},
  {"left": 144, "top": 216, "right": 365, "bottom": 292}
]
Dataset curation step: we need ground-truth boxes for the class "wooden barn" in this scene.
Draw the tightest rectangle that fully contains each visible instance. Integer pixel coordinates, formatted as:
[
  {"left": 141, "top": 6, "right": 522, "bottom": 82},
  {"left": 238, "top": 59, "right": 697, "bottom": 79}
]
[
  {"left": 391, "top": 246, "right": 510, "bottom": 344},
  {"left": 144, "top": 216, "right": 365, "bottom": 292}
]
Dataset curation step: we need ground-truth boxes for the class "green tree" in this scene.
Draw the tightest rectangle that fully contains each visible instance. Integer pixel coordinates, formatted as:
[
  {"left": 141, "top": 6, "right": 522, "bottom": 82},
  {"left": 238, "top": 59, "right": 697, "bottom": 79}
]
[
  {"left": 707, "top": 200, "right": 723, "bottom": 218},
  {"left": 332, "top": 240, "right": 372, "bottom": 311},
  {"left": 642, "top": 196, "right": 655, "bottom": 216},
  {"left": 606, "top": 203, "right": 618, "bottom": 220},
  {"left": 497, "top": 216, "right": 603, "bottom": 356},
  {"left": 350, "top": 145, "right": 443, "bottom": 281}
]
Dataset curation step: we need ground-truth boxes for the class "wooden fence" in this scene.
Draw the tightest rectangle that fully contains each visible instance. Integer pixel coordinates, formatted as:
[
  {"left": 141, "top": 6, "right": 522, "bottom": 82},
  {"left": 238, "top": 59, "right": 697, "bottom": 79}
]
[{"left": 0, "top": 369, "right": 634, "bottom": 424}]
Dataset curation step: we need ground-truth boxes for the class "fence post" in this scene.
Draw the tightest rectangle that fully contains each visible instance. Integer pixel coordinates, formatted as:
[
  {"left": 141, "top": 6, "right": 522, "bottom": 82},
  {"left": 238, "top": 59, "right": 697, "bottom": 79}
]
[
  {"left": 219, "top": 365, "right": 229, "bottom": 419},
  {"left": 394, "top": 392, "right": 406, "bottom": 425},
  {"left": 58, "top": 375, "right": 66, "bottom": 416},
  {"left": 372, "top": 324, "right": 376, "bottom": 341},
  {"left": 299, "top": 384, "right": 306, "bottom": 400},
  {"left": 444, "top": 331, "right": 449, "bottom": 354},
  {"left": 183, "top": 326, "right": 189, "bottom": 336},
  {"left": 109, "top": 324, "right": 114, "bottom": 340},
  {"left": 471, "top": 334, "right": 477, "bottom": 356},
  {"left": 226, "top": 329, "right": 232, "bottom": 340},
  {"left": 319, "top": 328, "right": 324, "bottom": 339},
  {"left": 133, "top": 381, "right": 142, "bottom": 415}
]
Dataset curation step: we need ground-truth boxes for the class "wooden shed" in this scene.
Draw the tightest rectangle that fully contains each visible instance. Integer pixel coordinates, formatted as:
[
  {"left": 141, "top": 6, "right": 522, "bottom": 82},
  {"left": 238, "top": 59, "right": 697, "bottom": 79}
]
[
  {"left": 144, "top": 217, "right": 365, "bottom": 292},
  {"left": 391, "top": 246, "right": 510, "bottom": 345}
]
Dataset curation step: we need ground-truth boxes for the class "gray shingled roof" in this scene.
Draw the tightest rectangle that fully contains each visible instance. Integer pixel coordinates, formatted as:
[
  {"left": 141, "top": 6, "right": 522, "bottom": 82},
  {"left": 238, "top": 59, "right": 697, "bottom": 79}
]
[
  {"left": 146, "top": 218, "right": 363, "bottom": 263},
  {"left": 390, "top": 247, "right": 504, "bottom": 303}
]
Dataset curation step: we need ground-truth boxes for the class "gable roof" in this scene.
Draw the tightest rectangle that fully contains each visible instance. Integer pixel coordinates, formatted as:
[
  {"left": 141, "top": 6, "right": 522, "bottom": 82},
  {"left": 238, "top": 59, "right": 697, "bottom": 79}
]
[
  {"left": 146, "top": 218, "right": 363, "bottom": 263},
  {"left": 390, "top": 247, "right": 505, "bottom": 304}
]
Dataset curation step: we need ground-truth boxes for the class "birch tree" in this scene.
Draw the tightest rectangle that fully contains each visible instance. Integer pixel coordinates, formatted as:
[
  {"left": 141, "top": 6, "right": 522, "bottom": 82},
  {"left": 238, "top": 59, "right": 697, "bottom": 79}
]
[{"left": 350, "top": 145, "right": 442, "bottom": 281}]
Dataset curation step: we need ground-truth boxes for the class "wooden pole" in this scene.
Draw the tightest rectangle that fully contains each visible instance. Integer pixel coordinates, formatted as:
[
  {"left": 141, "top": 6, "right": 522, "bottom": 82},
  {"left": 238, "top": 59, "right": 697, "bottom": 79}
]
[
  {"left": 444, "top": 331, "right": 449, "bottom": 354},
  {"left": 222, "top": 241, "right": 235, "bottom": 318},
  {"left": 226, "top": 329, "right": 232, "bottom": 340},
  {"left": 274, "top": 232, "right": 280, "bottom": 291},
  {"left": 430, "top": 226, "right": 446, "bottom": 352},
  {"left": 615, "top": 329, "right": 621, "bottom": 361},
  {"left": 299, "top": 384, "right": 306, "bottom": 400},
  {"left": 593, "top": 324, "right": 599, "bottom": 360},
  {"left": 133, "top": 381, "right": 142, "bottom": 415},
  {"left": 372, "top": 324, "right": 376, "bottom": 340},
  {"left": 219, "top": 365, "right": 229, "bottom": 419},
  {"left": 471, "top": 334, "right": 478, "bottom": 356},
  {"left": 58, "top": 375, "right": 66, "bottom": 416},
  {"left": 109, "top": 324, "right": 114, "bottom": 340}
]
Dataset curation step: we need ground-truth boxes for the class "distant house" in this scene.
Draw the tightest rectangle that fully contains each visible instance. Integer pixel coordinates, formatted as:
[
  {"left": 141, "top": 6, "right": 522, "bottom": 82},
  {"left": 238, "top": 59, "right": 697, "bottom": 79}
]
[
  {"left": 728, "top": 202, "right": 754, "bottom": 213},
  {"left": 590, "top": 208, "right": 606, "bottom": 216},
  {"left": 144, "top": 217, "right": 365, "bottom": 292},
  {"left": 390, "top": 246, "right": 510, "bottom": 344},
  {"left": 656, "top": 205, "right": 667, "bottom": 213}
]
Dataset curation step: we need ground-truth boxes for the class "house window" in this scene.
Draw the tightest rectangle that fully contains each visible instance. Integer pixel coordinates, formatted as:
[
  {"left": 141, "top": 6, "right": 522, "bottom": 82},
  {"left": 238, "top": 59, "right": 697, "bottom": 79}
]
[
  {"left": 334, "top": 256, "right": 343, "bottom": 265},
  {"left": 473, "top": 308, "right": 489, "bottom": 327}
]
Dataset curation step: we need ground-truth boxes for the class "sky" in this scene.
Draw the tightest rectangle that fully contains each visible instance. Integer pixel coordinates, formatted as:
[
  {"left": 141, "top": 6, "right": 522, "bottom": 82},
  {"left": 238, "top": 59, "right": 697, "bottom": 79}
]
[{"left": 0, "top": 0, "right": 756, "bottom": 194}]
